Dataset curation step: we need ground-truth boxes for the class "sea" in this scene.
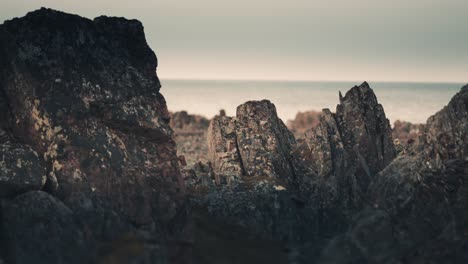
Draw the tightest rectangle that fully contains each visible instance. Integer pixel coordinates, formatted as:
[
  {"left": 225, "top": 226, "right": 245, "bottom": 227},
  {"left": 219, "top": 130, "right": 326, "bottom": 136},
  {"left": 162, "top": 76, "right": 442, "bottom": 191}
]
[{"left": 161, "top": 79, "right": 464, "bottom": 124}]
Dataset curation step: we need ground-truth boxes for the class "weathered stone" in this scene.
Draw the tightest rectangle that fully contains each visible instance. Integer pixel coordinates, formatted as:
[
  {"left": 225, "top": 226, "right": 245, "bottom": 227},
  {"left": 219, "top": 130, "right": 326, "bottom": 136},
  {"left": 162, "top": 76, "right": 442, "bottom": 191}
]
[
  {"left": 0, "top": 8, "right": 190, "bottom": 262},
  {"left": 2, "top": 191, "right": 89, "bottom": 264},
  {"left": 236, "top": 100, "right": 297, "bottom": 180},
  {"left": 170, "top": 111, "right": 210, "bottom": 166},
  {"left": 207, "top": 100, "right": 300, "bottom": 184},
  {"left": 207, "top": 115, "right": 243, "bottom": 179},
  {"left": 318, "top": 84, "right": 468, "bottom": 263},
  {"left": 320, "top": 158, "right": 468, "bottom": 264},
  {"left": 0, "top": 143, "right": 46, "bottom": 197},
  {"left": 303, "top": 82, "right": 396, "bottom": 194},
  {"left": 419, "top": 85, "right": 468, "bottom": 162}
]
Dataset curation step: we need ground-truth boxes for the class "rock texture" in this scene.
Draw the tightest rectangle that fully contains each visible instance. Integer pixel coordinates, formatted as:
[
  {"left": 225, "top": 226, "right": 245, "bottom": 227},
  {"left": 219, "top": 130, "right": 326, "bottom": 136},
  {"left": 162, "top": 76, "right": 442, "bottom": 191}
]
[
  {"left": 420, "top": 84, "right": 468, "bottom": 162},
  {"left": 0, "top": 143, "right": 46, "bottom": 197},
  {"left": 195, "top": 83, "right": 408, "bottom": 263},
  {"left": 319, "top": 84, "right": 468, "bottom": 264},
  {"left": 303, "top": 82, "right": 396, "bottom": 193},
  {"left": 0, "top": 8, "right": 189, "bottom": 263},
  {"left": 207, "top": 100, "right": 302, "bottom": 184},
  {"left": 170, "top": 111, "right": 210, "bottom": 166},
  {"left": 2, "top": 191, "right": 89, "bottom": 264}
]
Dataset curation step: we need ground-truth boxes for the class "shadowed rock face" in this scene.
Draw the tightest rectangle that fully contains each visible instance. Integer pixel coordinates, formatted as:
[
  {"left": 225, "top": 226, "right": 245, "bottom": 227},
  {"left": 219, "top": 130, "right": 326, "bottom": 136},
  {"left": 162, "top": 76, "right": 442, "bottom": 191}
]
[
  {"left": 303, "top": 82, "right": 396, "bottom": 194},
  {"left": 420, "top": 85, "right": 468, "bottom": 162},
  {"left": 319, "top": 85, "right": 468, "bottom": 264},
  {"left": 0, "top": 8, "right": 188, "bottom": 263}
]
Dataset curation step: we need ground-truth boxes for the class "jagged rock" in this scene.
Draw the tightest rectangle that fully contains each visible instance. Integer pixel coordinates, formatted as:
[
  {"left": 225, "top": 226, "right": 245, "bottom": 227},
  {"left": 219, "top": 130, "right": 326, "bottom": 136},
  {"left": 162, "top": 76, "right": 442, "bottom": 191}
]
[
  {"left": 0, "top": 143, "right": 46, "bottom": 197},
  {"left": 0, "top": 8, "right": 189, "bottom": 263},
  {"left": 420, "top": 85, "right": 468, "bottom": 162},
  {"left": 235, "top": 100, "right": 298, "bottom": 180},
  {"left": 319, "top": 85, "right": 468, "bottom": 264},
  {"left": 303, "top": 82, "right": 396, "bottom": 192},
  {"left": 207, "top": 115, "right": 243, "bottom": 179},
  {"left": 208, "top": 100, "right": 300, "bottom": 183},
  {"left": 1, "top": 191, "right": 89, "bottom": 264}
]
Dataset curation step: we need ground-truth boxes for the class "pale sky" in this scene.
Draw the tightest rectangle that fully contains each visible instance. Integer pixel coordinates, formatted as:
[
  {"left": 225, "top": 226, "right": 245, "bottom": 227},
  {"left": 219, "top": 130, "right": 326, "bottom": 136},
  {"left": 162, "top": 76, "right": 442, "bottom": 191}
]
[{"left": 1, "top": 0, "right": 467, "bottom": 82}]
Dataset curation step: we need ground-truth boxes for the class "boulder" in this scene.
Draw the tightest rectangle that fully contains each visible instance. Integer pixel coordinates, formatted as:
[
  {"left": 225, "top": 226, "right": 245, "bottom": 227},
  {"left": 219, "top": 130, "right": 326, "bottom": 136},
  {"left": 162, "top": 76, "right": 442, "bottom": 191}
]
[
  {"left": 0, "top": 8, "right": 190, "bottom": 263},
  {"left": 207, "top": 100, "right": 300, "bottom": 183}
]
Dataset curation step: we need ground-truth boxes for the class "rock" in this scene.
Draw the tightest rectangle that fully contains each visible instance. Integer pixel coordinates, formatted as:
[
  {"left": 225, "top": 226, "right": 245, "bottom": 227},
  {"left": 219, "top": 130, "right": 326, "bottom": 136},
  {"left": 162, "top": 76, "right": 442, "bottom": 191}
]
[
  {"left": 207, "top": 115, "right": 243, "bottom": 180},
  {"left": 219, "top": 109, "right": 226, "bottom": 117},
  {"left": 287, "top": 110, "right": 322, "bottom": 138},
  {"left": 319, "top": 84, "right": 468, "bottom": 263},
  {"left": 420, "top": 85, "right": 468, "bottom": 162},
  {"left": 170, "top": 111, "right": 210, "bottom": 166},
  {"left": 0, "top": 143, "right": 46, "bottom": 197},
  {"left": 320, "top": 158, "right": 468, "bottom": 264},
  {"left": 303, "top": 82, "right": 396, "bottom": 193},
  {"left": 1, "top": 191, "right": 89, "bottom": 264},
  {"left": 170, "top": 111, "right": 209, "bottom": 131},
  {"left": 235, "top": 100, "right": 298, "bottom": 181},
  {"left": 208, "top": 100, "right": 300, "bottom": 183},
  {"left": 0, "top": 8, "right": 189, "bottom": 262}
]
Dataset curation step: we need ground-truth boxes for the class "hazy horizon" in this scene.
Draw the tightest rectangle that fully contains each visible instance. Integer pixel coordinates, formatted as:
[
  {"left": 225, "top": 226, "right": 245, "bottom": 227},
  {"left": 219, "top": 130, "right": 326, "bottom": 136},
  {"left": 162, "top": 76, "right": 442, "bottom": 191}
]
[{"left": 1, "top": 1, "right": 467, "bottom": 83}]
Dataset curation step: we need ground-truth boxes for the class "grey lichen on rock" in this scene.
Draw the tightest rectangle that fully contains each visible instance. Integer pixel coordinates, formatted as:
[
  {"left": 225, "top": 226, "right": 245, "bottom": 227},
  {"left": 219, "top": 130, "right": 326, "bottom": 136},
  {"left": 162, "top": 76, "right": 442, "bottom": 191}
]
[
  {"left": 0, "top": 7, "right": 189, "bottom": 263},
  {"left": 0, "top": 143, "right": 46, "bottom": 197}
]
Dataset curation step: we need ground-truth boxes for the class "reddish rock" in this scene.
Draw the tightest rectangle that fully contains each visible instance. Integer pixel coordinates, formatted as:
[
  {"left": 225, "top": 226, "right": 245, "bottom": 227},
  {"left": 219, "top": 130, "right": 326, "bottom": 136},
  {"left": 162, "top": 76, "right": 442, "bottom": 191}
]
[{"left": 0, "top": 8, "right": 190, "bottom": 262}]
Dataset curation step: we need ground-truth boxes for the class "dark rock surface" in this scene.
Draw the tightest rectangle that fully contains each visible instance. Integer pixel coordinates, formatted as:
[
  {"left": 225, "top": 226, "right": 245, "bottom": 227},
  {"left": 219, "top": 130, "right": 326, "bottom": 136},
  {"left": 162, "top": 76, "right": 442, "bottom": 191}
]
[
  {"left": 305, "top": 82, "right": 396, "bottom": 189},
  {"left": 0, "top": 143, "right": 46, "bottom": 197},
  {"left": 0, "top": 8, "right": 189, "bottom": 263},
  {"left": 319, "top": 85, "right": 468, "bottom": 264},
  {"left": 2, "top": 191, "right": 89, "bottom": 264},
  {"left": 419, "top": 84, "right": 468, "bottom": 162},
  {"left": 301, "top": 82, "right": 396, "bottom": 210}
]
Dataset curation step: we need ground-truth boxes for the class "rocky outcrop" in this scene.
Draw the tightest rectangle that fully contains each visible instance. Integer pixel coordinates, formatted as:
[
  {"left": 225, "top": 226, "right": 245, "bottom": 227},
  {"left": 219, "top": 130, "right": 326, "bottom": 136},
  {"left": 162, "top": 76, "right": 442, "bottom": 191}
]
[
  {"left": 303, "top": 82, "right": 396, "bottom": 193},
  {"left": 0, "top": 8, "right": 188, "bottom": 263},
  {"left": 208, "top": 100, "right": 301, "bottom": 184},
  {"left": 319, "top": 84, "right": 468, "bottom": 264},
  {"left": 419, "top": 84, "right": 468, "bottom": 162}
]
